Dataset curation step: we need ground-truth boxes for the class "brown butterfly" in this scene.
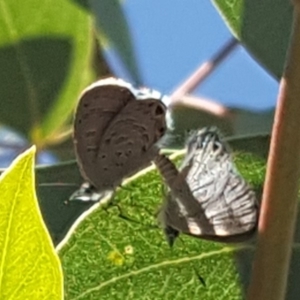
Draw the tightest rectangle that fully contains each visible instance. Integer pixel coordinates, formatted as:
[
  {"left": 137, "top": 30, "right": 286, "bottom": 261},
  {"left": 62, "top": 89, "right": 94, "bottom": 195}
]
[{"left": 73, "top": 78, "right": 167, "bottom": 200}]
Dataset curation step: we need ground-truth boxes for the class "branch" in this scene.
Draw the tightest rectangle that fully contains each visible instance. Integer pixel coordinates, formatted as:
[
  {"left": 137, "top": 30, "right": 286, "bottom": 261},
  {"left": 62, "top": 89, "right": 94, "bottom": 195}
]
[
  {"left": 169, "top": 37, "right": 238, "bottom": 104},
  {"left": 171, "top": 94, "right": 233, "bottom": 119},
  {"left": 247, "top": 3, "right": 300, "bottom": 300}
]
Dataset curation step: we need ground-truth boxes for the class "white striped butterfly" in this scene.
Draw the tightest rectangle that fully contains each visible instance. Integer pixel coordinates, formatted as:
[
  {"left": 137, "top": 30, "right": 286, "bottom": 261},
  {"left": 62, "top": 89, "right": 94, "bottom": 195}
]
[
  {"left": 155, "top": 127, "right": 259, "bottom": 245},
  {"left": 73, "top": 77, "right": 167, "bottom": 200}
]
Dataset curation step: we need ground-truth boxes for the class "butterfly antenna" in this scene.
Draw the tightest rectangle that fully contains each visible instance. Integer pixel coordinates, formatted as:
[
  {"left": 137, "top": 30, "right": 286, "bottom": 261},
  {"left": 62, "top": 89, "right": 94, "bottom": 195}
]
[
  {"left": 103, "top": 195, "right": 158, "bottom": 229},
  {"left": 115, "top": 205, "right": 143, "bottom": 225},
  {"left": 118, "top": 184, "right": 134, "bottom": 192},
  {"left": 39, "top": 182, "right": 79, "bottom": 187},
  {"left": 115, "top": 206, "right": 158, "bottom": 229}
]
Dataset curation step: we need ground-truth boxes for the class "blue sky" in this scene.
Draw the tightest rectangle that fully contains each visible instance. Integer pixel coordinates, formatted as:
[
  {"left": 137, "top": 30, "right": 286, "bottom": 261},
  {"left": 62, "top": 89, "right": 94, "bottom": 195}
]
[
  {"left": 105, "top": 0, "right": 279, "bottom": 111},
  {"left": 0, "top": 0, "right": 279, "bottom": 167}
]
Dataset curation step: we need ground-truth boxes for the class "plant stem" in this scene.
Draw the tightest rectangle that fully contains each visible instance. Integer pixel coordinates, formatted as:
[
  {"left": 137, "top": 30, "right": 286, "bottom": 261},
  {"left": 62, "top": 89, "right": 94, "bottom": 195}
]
[{"left": 247, "top": 3, "right": 300, "bottom": 300}]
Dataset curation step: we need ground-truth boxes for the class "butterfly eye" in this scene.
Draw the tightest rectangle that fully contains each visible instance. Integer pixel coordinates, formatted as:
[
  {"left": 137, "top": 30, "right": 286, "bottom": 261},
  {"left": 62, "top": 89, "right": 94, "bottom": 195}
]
[
  {"left": 198, "top": 132, "right": 221, "bottom": 152},
  {"left": 155, "top": 104, "right": 165, "bottom": 116},
  {"left": 212, "top": 141, "right": 222, "bottom": 152}
]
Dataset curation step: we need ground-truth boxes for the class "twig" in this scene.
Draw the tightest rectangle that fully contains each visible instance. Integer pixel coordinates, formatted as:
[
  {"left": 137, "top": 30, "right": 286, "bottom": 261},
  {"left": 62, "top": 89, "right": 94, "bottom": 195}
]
[
  {"left": 44, "top": 127, "right": 73, "bottom": 146},
  {"left": 170, "top": 37, "right": 238, "bottom": 104},
  {"left": 172, "top": 94, "right": 233, "bottom": 119},
  {"left": 247, "top": 3, "right": 300, "bottom": 300}
]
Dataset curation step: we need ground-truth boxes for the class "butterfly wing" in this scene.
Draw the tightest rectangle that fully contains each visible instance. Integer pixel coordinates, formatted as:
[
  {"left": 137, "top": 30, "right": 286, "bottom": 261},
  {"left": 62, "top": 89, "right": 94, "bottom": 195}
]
[
  {"left": 184, "top": 129, "right": 258, "bottom": 239},
  {"left": 155, "top": 154, "right": 212, "bottom": 244},
  {"left": 92, "top": 99, "right": 167, "bottom": 191},
  {"left": 160, "top": 127, "right": 259, "bottom": 243},
  {"left": 74, "top": 78, "right": 136, "bottom": 186}
]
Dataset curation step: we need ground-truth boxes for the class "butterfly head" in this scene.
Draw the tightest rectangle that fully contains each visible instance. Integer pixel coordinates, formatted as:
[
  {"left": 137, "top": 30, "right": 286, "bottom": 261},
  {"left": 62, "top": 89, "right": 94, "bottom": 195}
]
[{"left": 186, "top": 127, "right": 230, "bottom": 158}]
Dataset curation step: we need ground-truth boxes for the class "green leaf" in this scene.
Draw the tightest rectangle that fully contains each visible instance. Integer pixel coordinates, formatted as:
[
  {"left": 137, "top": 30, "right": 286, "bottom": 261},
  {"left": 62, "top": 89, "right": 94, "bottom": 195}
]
[
  {"left": 0, "top": 0, "right": 92, "bottom": 142},
  {"left": 211, "top": 0, "right": 293, "bottom": 78},
  {"left": 227, "top": 133, "right": 270, "bottom": 159},
  {"left": 0, "top": 146, "right": 63, "bottom": 299},
  {"left": 7, "top": 134, "right": 262, "bottom": 247},
  {"left": 58, "top": 150, "right": 265, "bottom": 300},
  {"left": 89, "top": 0, "right": 142, "bottom": 83}
]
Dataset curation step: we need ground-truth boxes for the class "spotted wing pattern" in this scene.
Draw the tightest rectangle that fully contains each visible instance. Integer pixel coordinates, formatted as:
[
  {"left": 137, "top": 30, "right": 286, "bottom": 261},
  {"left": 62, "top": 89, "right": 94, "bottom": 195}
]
[{"left": 73, "top": 77, "right": 167, "bottom": 195}]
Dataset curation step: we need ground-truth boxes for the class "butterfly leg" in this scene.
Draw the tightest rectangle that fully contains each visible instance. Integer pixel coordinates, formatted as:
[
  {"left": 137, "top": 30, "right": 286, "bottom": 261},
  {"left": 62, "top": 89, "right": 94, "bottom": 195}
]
[
  {"left": 113, "top": 184, "right": 160, "bottom": 226},
  {"left": 102, "top": 194, "right": 157, "bottom": 229},
  {"left": 163, "top": 225, "right": 180, "bottom": 247},
  {"left": 113, "top": 204, "right": 146, "bottom": 225},
  {"left": 118, "top": 184, "right": 134, "bottom": 192},
  {"left": 116, "top": 205, "right": 158, "bottom": 229},
  {"left": 68, "top": 182, "right": 104, "bottom": 202}
]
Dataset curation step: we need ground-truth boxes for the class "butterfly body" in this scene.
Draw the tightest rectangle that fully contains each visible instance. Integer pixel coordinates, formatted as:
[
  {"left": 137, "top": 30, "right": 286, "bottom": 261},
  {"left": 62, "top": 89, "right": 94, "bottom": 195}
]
[{"left": 156, "top": 127, "right": 259, "bottom": 244}]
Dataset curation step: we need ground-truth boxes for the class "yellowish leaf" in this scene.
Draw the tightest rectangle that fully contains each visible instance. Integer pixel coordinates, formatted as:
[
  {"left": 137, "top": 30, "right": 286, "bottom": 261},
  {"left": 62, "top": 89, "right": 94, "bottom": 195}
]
[{"left": 0, "top": 146, "right": 63, "bottom": 299}]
